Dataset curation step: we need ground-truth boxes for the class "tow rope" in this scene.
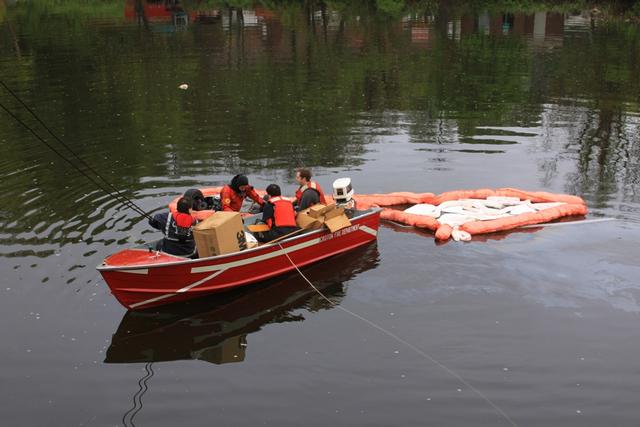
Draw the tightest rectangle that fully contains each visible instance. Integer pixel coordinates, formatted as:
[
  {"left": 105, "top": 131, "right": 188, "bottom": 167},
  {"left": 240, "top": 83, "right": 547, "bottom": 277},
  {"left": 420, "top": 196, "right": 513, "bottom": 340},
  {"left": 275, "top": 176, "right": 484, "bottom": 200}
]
[{"left": 277, "top": 242, "right": 519, "bottom": 427}]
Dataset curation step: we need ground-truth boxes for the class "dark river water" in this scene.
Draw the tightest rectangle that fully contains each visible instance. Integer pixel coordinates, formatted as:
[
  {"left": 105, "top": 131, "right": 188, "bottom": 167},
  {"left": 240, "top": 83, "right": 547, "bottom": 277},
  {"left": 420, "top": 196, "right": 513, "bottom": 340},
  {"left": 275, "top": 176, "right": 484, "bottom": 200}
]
[{"left": 1, "top": 1, "right": 640, "bottom": 426}]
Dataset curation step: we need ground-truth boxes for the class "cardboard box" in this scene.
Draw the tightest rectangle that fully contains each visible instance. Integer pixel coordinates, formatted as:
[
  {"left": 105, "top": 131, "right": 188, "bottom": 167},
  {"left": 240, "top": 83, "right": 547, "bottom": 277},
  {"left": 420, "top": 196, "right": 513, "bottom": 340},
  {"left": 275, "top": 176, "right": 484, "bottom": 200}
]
[
  {"left": 324, "top": 206, "right": 345, "bottom": 220},
  {"left": 308, "top": 203, "right": 335, "bottom": 219},
  {"left": 193, "top": 212, "right": 247, "bottom": 257},
  {"left": 296, "top": 208, "right": 323, "bottom": 230},
  {"left": 324, "top": 213, "right": 351, "bottom": 232}
]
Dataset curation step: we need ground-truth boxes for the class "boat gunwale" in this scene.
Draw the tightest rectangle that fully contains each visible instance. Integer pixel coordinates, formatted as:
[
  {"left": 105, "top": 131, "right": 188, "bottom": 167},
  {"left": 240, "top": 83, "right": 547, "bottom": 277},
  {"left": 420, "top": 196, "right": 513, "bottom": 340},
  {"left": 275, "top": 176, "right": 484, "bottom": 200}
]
[{"left": 96, "top": 208, "right": 382, "bottom": 272}]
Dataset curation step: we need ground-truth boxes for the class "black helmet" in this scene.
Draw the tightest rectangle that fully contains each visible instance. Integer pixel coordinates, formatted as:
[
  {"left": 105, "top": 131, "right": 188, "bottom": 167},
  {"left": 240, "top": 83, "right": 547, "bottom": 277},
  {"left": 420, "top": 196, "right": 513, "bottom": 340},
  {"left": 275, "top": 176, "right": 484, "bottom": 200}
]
[
  {"left": 184, "top": 188, "right": 206, "bottom": 210},
  {"left": 230, "top": 174, "right": 249, "bottom": 193},
  {"left": 266, "top": 184, "right": 281, "bottom": 197}
]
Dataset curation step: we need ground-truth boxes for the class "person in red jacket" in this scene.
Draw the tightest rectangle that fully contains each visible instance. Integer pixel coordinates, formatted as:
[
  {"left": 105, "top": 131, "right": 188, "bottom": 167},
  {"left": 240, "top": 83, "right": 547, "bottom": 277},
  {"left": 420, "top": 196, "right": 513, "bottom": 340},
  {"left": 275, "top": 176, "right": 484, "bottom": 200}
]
[
  {"left": 256, "top": 184, "right": 299, "bottom": 243},
  {"left": 294, "top": 168, "right": 327, "bottom": 210},
  {"left": 220, "top": 174, "right": 265, "bottom": 212}
]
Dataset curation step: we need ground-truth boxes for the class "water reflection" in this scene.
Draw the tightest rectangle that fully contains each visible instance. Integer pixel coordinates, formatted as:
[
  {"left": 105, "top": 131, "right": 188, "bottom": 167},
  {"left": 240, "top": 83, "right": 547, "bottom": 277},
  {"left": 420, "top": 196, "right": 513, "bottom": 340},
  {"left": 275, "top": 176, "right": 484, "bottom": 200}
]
[
  {"left": 105, "top": 243, "right": 380, "bottom": 365},
  {"left": 2, "top": 2, "right": 639, "bottom": 234}
]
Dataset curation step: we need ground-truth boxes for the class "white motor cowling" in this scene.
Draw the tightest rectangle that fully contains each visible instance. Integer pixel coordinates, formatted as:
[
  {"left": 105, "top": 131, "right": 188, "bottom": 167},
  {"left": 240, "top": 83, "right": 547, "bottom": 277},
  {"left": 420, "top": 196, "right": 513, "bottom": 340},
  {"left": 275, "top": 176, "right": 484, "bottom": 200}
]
[{"left": 332, "top": 177, "right": 355, "bottom": 209}]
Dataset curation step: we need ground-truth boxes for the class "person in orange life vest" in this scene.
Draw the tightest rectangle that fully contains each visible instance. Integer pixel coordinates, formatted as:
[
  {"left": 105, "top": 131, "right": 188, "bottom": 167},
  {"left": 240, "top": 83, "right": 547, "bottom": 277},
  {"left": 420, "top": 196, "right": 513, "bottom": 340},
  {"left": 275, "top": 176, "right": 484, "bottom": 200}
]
[
  {"left": 256, "top": 184, "right": 299, "bottom": 243},
  {"left": 294, "top": 168, "right": 327, "bottom": 210},
  {"left": 220, "top": 174, "right": 265, "bottom": 212},
  {"left": 149, "top": 196, "right": 197, "bottom": 257}
]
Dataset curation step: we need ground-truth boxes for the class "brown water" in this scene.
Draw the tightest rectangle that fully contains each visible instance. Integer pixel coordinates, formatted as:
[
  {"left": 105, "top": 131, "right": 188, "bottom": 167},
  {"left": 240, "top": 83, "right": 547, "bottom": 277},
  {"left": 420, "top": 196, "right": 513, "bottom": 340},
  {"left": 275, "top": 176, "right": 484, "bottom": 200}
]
[{"left": 1, "top": 2, "right": 640, "bottom": 426}]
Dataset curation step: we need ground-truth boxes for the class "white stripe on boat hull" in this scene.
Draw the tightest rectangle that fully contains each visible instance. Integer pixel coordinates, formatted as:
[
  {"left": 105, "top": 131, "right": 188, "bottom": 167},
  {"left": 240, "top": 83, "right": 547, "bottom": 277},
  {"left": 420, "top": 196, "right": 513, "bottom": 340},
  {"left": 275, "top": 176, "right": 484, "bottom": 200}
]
[
  {"left": 119, "top": 269, "right": 149, "bottom": 275},
  {"left": 360, "top": 226, "right": 377, "bottom": 236},
  {"left": 130, "top": 269, "right": 226, "bottom": 308},
  {"left": 191, "top": 237, "right": 322, "bottom": 274},
  {"left": 177, "top": 269, "right": 226, "bottom": 293},
  {"left": 130, "top": 292, "right": 176, "bottom": 308}
]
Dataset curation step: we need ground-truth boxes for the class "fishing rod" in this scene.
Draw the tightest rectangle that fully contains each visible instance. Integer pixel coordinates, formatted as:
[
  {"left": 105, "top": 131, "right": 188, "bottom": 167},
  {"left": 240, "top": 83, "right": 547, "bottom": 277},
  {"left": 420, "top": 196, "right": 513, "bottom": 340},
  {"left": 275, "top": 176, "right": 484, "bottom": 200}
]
[{"left": 0, "top": 81, "right": 153, "bottom": 221}]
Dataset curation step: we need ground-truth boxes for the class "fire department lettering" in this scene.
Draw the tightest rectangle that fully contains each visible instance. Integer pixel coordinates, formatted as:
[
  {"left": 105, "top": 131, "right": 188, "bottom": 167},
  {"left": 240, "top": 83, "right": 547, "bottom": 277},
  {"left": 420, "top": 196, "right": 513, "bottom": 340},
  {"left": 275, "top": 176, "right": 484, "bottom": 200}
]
[{"left": 319, "top": 224, "right": 360, "bottom": 242}]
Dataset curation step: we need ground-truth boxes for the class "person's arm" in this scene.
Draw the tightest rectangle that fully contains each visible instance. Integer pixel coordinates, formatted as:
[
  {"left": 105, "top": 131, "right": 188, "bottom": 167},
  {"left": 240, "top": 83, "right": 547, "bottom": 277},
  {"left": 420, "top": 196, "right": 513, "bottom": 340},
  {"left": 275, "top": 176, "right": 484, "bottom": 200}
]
[
  {"left": 247, "top": 186, "right": 265, "bottom": 206},
  {"left": 149, "top": 212, "right": 168, "bottom": 231},
  {"left": 299, "top": 189, "right": 320, "bottom": 210},
  {"left": 261, "top": 203, "right": 275, "bottom": 228},
  {"left": 220, "top": 186, "right": 234, "bottom": 212}
]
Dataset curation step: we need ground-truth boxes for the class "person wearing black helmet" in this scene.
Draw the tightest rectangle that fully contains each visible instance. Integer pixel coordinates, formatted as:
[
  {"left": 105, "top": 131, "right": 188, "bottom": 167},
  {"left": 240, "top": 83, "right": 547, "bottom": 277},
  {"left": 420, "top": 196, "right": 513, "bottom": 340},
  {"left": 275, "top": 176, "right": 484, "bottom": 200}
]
[
  {"left": 219, "top": 174, "right": 265, "bottom": 212},
  {"left": 183, "top": 188, "right": 207, "bottom": 211},
  {"left": 148, "top": 196, "right": 197, "bottom": 257}
]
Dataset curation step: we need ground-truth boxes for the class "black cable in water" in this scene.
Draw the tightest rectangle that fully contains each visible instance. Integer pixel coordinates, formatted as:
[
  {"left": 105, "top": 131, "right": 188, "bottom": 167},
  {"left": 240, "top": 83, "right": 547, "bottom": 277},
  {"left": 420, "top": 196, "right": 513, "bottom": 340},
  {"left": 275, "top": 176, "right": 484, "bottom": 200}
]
[
  {"left": 122, "top": 362, "right": 154, "bottom": 427},
  {"left": 0, "top": 100, "right": 153, "bottom": 221}
]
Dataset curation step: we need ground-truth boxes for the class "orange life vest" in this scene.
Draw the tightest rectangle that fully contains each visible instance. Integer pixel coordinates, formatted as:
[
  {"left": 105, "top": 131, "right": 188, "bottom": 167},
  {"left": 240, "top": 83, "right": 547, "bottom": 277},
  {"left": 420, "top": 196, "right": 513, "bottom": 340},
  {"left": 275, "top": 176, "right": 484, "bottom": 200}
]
[
  {"left": 295, "top": 181, "right": 327, "bottom": 205},
  {"left": 267, "top": 196, "right": 297, "bottom": 228}
]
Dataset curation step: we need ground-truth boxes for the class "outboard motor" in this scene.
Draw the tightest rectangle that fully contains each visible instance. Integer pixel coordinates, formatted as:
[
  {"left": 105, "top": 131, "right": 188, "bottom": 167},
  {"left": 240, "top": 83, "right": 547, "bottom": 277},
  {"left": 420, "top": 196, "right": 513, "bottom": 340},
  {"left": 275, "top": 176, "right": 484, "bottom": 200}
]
[{"left": 332, "top": 177, "right": 356, "bottom": 209}]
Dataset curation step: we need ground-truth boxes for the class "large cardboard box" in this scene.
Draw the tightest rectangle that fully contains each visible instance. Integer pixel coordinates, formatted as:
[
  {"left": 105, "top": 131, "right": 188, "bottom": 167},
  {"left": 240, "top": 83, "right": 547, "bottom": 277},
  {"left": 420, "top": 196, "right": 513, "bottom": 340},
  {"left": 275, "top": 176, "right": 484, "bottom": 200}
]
[
  {"left": 324, "top": 213, "right": 351, "bottom": 232},
  {"left": 296, "top": 208, "right": 323, "bottom": 230},
  {"left": 193, "top": 212, "right": 247, "bottom": 257},
  {"left": 308, "top": 203, "right": 335, "bottom": 219},
  {"left": 324, "top": 206, "right": 345, "bottom": 220}
]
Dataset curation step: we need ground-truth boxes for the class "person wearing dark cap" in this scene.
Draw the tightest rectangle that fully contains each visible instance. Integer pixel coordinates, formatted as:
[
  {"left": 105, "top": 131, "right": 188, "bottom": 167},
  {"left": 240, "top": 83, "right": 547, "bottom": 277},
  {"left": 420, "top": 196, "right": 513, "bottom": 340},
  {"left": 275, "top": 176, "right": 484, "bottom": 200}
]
[
  {"left": 183, "top": 188, "right": 207, "bottom": 211},
  {"left": 219, "top": 174, "right": 265, "bottom": 212},
  {"left": 148, "top": 196, "right": 197, "bottom": 257},
  {"left": 256, "top": 184, "right": 299, "bottom": 243}
]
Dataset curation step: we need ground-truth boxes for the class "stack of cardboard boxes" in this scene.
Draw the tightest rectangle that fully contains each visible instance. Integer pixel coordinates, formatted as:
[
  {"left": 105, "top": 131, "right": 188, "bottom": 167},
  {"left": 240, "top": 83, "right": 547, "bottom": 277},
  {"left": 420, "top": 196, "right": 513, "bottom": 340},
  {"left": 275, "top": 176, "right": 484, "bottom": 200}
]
[{"left": 296, "top": 203, "right": 351, "bottom": 232}]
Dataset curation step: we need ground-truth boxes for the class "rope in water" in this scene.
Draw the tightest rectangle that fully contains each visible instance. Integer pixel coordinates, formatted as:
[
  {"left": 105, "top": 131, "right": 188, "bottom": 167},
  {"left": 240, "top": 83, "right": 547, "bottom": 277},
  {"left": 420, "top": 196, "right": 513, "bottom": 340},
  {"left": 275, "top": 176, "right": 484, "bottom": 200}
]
[
  {"left": 277, "top": 242, "right": 518, "bottom": 427},
  {"left": 0, "top": 81, "right": 153, "bottom": 221},
  {"left": 519, "top": 217, "right": 616, "bottom": 228}
]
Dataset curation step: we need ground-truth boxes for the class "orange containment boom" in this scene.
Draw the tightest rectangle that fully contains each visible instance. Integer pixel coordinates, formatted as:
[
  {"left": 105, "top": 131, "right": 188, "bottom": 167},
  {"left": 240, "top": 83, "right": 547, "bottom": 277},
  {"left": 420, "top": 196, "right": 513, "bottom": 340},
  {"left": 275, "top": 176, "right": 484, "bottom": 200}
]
[
  {"left": 353, "top": 188, "right": 588, "bottom": 241},
  {"left": 165, "top": 186, "right": 587, "bottom": 242}
]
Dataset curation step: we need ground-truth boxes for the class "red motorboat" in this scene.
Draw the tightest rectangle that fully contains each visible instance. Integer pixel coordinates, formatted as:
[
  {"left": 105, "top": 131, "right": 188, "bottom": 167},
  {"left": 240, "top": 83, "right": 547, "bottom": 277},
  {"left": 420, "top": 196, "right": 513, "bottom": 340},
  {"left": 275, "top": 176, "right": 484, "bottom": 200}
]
[
  {"left": 97, "top": 208, "right": 381, "bottom": 310},
  {"left": 104, "top": 244, "right": 380, "bottom": 364}
]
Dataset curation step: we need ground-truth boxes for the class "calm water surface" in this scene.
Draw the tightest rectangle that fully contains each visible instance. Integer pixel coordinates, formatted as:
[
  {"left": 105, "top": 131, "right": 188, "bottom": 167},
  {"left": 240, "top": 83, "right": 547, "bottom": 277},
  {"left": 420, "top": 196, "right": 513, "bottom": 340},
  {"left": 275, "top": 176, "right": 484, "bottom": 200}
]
[{"left": 1, "top": 2, "right": 640, "bottom": 426}]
